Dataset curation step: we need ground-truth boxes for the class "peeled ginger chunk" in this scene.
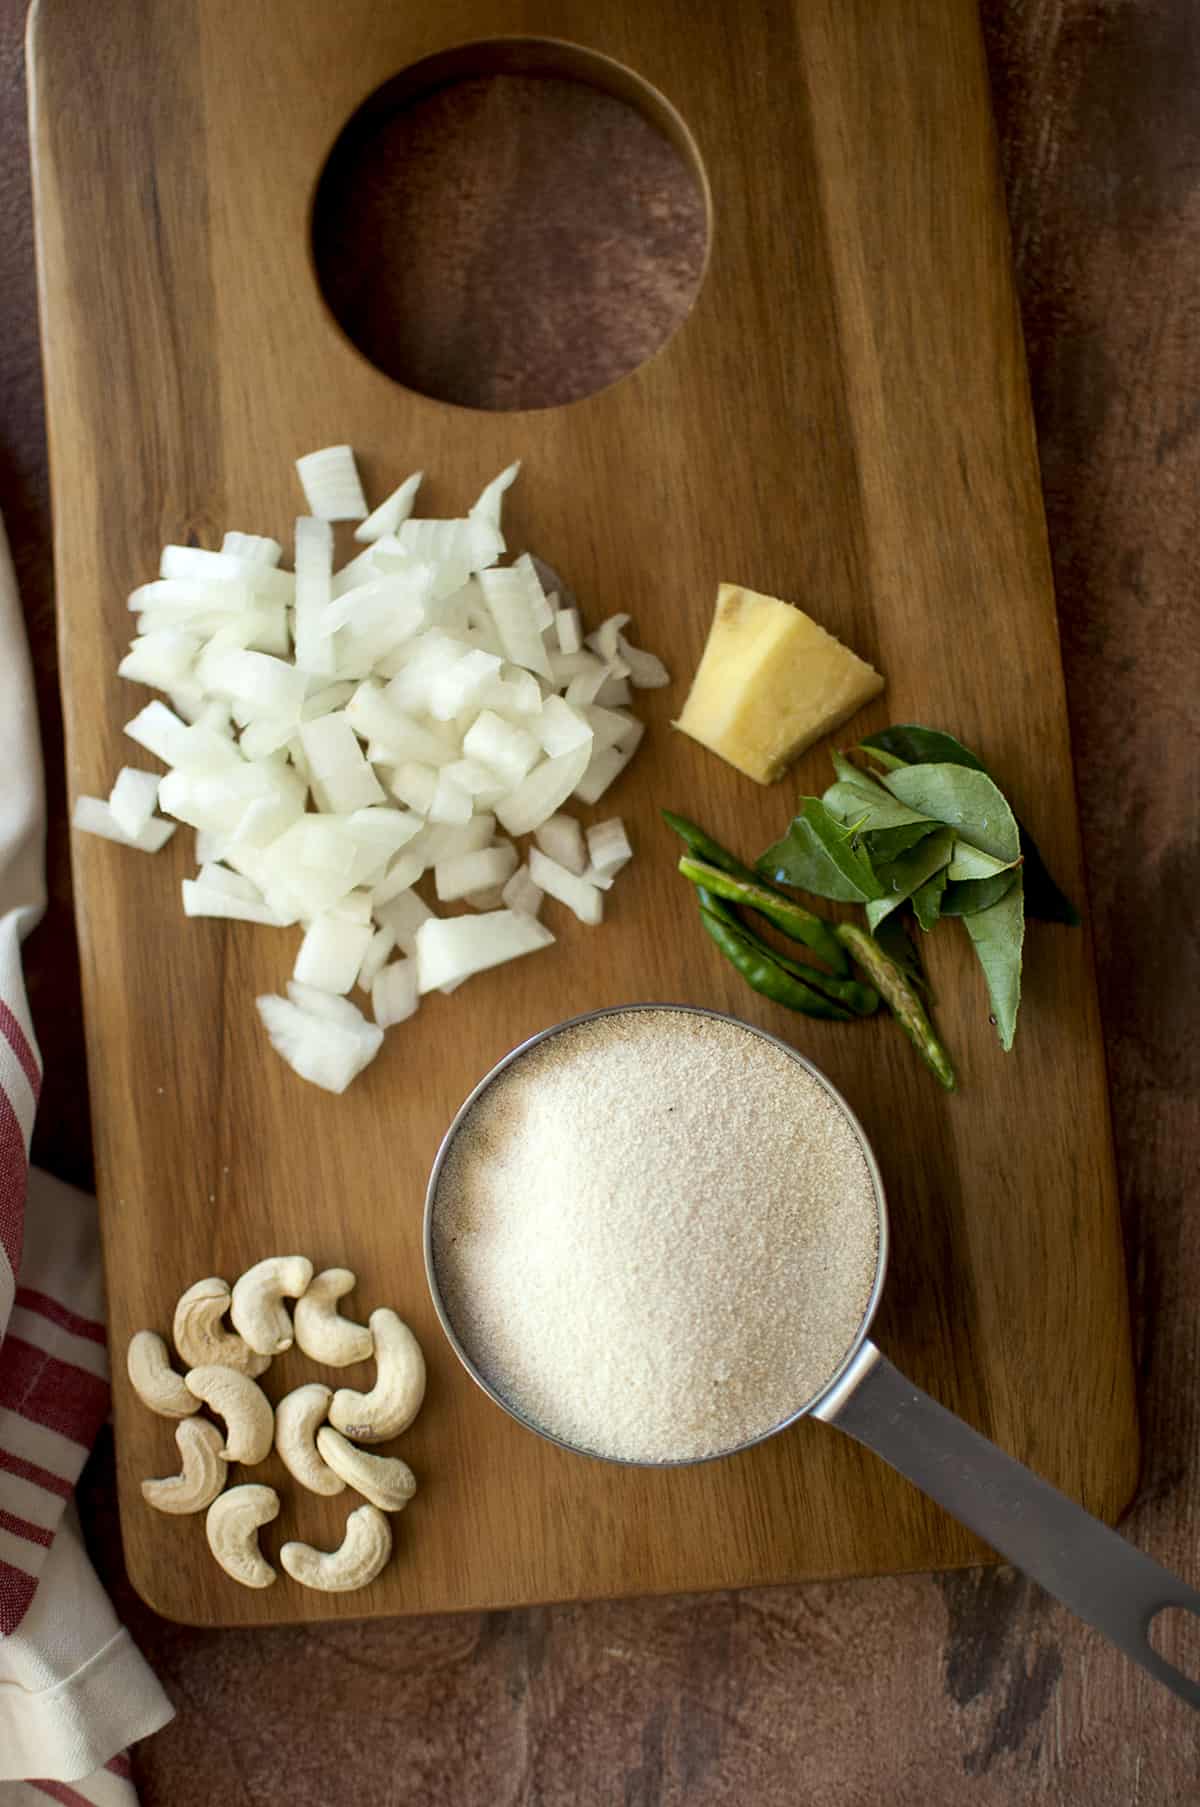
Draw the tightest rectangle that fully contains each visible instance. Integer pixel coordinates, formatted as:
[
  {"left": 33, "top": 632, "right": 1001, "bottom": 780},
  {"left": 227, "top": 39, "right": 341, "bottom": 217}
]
[{"left": 675, "top": 584, "right": 884, "bottom": 784}]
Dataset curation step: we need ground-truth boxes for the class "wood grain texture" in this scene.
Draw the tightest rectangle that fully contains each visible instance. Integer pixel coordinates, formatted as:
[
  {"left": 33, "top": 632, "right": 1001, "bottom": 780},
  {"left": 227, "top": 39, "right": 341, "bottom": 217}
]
[{"left": 27, "top": 0, "right": 1136, "bottom": 1631}]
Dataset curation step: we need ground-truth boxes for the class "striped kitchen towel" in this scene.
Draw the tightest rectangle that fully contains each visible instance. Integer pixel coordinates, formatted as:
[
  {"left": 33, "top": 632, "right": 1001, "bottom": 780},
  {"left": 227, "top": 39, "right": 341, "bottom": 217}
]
[{"left": 0, "top": 515, "right": 172, "bottom": 1794}]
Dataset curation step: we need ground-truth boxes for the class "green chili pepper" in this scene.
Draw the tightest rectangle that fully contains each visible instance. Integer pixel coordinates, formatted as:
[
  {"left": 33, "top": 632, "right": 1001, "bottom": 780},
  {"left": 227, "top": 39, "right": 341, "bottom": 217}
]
[
  {"left": 696, "top": 890, "right": 855, "bottom": 1022},
  {"left": 835, "top": 922, "right": 957, "bottom": 1091},
  {"left": 753, "top": 933, "right": 880, "bottom": 1018},
  {"left": 677, "top": 854, "right": 849, "bottom": 975}
]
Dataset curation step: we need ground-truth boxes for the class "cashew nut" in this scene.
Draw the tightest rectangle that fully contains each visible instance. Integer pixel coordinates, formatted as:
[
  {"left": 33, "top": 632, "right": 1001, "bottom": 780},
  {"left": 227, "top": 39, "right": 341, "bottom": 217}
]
[
  {"left": 316, "top": 1427, "right": 416, "bottom": 1512},
  {"left": 141, "top": 1418, "right": 226, "bottom": 1514},
  {"left": 173, "top": 1277, "right": 271, "bottom": 1377},
  {"left": 184, "top": 1364, "right": 274, "bottom": 1465},
  {"left": 293, "top": 1268, "right": 373, "bottom": 1367},
  {"left": 229, "top": 1255, "right": 313, "bottom": 1356},
  {"left": 329, "top": 1309, "right": 425, "bottom": 1443},
  {"left": 127, "top": 1330, "right": 199, "bottom": 1418},
  {"left": 275, "top": 1383, "right": 344, "bottom": 1496},
  {"left": 206, "top": 1483, "right": 279, "bottom": 1588},
  {"left": 280, "top": 1502, "right": 392, "bottom": 1592}
]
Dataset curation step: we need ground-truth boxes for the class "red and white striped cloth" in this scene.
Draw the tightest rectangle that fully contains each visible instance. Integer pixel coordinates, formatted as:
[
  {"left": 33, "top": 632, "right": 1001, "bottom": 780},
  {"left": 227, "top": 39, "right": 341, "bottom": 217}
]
[{"left": 0, "top": 517, "right": 173, "bottom": 1796}]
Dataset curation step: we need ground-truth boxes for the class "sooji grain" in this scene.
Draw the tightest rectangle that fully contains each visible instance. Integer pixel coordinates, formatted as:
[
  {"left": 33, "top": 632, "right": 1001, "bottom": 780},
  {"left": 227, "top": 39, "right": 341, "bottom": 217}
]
[{"left": 433, "top": 1010, "right": 879, "bottom": 1462}]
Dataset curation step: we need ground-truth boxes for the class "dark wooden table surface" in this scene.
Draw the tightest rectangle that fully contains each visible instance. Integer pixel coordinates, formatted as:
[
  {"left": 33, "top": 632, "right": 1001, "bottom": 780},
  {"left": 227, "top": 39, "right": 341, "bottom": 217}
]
[{"left": 4, "top": 3, "right": 1199, "bottom": 1800}]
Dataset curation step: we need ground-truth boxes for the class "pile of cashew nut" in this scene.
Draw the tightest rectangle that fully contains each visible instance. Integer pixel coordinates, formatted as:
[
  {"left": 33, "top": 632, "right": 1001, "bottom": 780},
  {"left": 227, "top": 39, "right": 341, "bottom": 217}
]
[{"left": 127, "top": 1258, "right": 425, "bottom": 1592}]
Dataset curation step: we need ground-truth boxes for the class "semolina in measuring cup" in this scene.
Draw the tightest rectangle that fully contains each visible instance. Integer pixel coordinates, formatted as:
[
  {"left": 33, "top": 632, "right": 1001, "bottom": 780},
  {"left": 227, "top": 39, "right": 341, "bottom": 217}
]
[{"left": 425, "top": 1004, "right": 1200, "bottom": 1709}]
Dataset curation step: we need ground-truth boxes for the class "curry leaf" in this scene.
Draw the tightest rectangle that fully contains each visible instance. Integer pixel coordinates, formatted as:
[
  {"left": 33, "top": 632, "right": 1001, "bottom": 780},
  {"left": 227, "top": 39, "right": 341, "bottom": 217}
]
[
  {"left": 962, "top": 875, "right": 1025, "bottom": 1050},
  {"left": 940, "top": 871, "right": 1020, "bottom": 916},
  {"left": 865, "top": 828, "right": 956, "bottom": 931},
  {"left": 865, "top": 821, "right": 943, "bottom": 863},
  {"left": 758, "top": 798, "right": 884, "bottom": 903},
  {"left": 946, "top": 843, "right": 1022, "bottom": 882},
  {"left": 912, "top": 866, "right": 948, "bottom": 931},
  {"left": 822, "top": 761, "right": 934, "bottom": 838},
  {"left": 882, "top": 763, "right": 1020, "bottom": 864},
  {"left": 861, "top": 725, "right": 1079, "bottom": 925}
]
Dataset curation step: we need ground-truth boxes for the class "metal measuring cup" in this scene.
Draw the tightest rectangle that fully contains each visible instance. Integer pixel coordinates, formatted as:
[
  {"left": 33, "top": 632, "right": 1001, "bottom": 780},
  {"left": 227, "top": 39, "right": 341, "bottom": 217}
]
[{"left": 424, "top": 1004, "right": 1200, "bottom": 1708}]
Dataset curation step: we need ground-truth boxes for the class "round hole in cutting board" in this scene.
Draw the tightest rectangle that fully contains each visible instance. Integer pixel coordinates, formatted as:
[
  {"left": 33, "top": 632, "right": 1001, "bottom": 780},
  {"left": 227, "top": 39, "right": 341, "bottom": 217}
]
[{"left": 310, "top": 40, "right": 710, "bottom": 411}]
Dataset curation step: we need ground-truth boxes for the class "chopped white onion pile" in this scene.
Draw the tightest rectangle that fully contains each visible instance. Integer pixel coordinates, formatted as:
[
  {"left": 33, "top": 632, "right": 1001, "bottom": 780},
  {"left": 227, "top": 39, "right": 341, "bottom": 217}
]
[{"left": 75, "top": 449, "right": 668, "bottom": 1092}]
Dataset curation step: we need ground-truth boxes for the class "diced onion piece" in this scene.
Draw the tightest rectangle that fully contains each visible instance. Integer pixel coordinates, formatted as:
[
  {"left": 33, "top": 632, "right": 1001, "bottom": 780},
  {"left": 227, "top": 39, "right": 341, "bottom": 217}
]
[
  {"left": 347, "top": 681, "right": 454, "bottom": 768},
  {"left": 296, "top": 445, "right": 369, "bottom": 521},
  {"left": 547, "top": 649, "right": 604, "bottom": 687},
  {"left": 409, "top": 815, "right": 495, "bottom": 869},
  {"left": 528, "top": 849, "right": 604, "bottom": 926},
  {"left": 298, "top": 711, "right": 367, "bottom": 776},
  {"left": 388, "top": 761, "right": 438, "bottom": 814},
  {"left": 357, "top": 924, "right": 396, "bottom": 993},
  {"left": 477, "top": 567, "right": 553, "bottom": 678},
  {"left": 478, "top": 669, "right": 543, "bottom": 718},
  {"left": 124, "top": 700, "right": 192, "bottom": 767},
  {"left": 463, "top": 885, "right": 508, "bottom": 910},
  {"left": 284, "top": 982, "right": 368, "bottom": 1029},
  {"left": 501, "top": 864, "right": 544, "bottom": 918},
  {"left": 399, "top": 516, "right": 504, "bottom": 586},
  {"left": 428, "top": 771, "right": 473, "bottom": 825},
  {"left": 227, "top": 788, "right": 306, "bottom": 851},
  {"left": 331, "top": 888, "right": 374, "bottom": 924},
  {"left": 73, "top": 795, "right": 176, "bottom": 853},
  {"left": 442, "top": 758, "right": 507, "bottom": 805},
  {"left": 108, "top": 767, "right": 161, "bottom": 839},
  {"left": 196, "top": 862, "right": 263, "bottom": 902},
  {"left": 355, "top": 470, "right": 423, "bottom": 543},
  {"left": 493, "top": 741, "right": 589, "bottom": 838},
  {"left": 434, "top": 844, "right": 519, "bottom": 903},
  {"left": 415, "top": 909, "right": 554, "bottom": 993},
  {"left": 535, "top": 696, "right": 593, "bottom": 757},
  {"left": 371, "top": 851, "right": 426, "bottom": 904},
  {"left": 372, "top": 957, "right": 420, "bottom": 1028},
  {"left": 582, "top": 868, "right": 614, "bottom": 891},
  {"left": 594, "top": 674, "right": 632, "bottom": 707},
  {"left": 159, "top": 544, "right": 294, "bottom": 600},
  {"left": 616, "top": 631, "right": 671, "bottom": 689},
  {"left": 118, "top": 629, "right": 200, "bottom": 690},
  {"left": 582, "top": 704, "right": 636, "bottom": 753},
  {"left": 195, "top": 645, "right": 307, "bottom": 722},
  {"left": 222, "top": 531, "right": 282, "bottom": 567},
  {"left": 373, "top": 888, "right": 434, "bottom": 954},
  {"left": 462, "top": 710, "right": 540, "bottom": 788},
  {"left": 586, "top": 612, "right": 632, "bottom": 663},
  {"left": 293, "top": 912, "right": 375, "bottom": 994},
  {"left": 511, "top": 554, "right": 555, "bottom": 632},
  {"left": 182, "top": 879, "right": 287, "bottom": 924},
  {"left": 470, "top": 460, "right": 520, "bottom": 529},
  {"left": 565, "top": 664, "right": 611, "bottom": 706},
  {"left": 554, "top": 608, "right": 583, "bottom": 655},
  {"left": 427, "top": 646, "right": 503, "bottom": 722},
  {"left": 533, "top": 813, "right": 587, "bottom": 876},
  {"left": 331, "top": 541, "right": 387, "bottom": 599},
  {"left": 300, "top": 713, "right": 386, "bottom": 813},
  {"left": 383, "top": 631, "right": 472, "bottom": 713},
  {"left": 573, "top": 720, "right": 645, "bottom": 805},
  {"left": 256, "top": 992, "right": 382, "bottom": 1093},
  {"left": 585, "top": 818, "right": 633, "bottom": 877},
  {"left": 344, "top": 804, "right": 423, "bottom": 865},
  {"left": 294, "top": 515, "right": 336, "bottom": 675},
  {"left": 301, "top": 681, "right": 358, "bottom": 720},
  {"left": 321, "top": 573, "right": 429, "bottom": 645}
]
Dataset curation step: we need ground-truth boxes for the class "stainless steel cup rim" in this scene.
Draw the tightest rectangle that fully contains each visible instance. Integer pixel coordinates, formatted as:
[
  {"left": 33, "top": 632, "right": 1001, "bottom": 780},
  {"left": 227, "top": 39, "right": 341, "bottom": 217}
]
[{"left": 423, "top": 1001, "right": 890, "bottom": 1468}]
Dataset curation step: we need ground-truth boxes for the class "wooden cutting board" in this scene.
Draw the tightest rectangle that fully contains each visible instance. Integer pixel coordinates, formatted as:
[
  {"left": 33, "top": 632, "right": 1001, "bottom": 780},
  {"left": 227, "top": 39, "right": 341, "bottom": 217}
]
[{"left": 28, "top": 0, "right": 1138, "bottom": 1627}]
